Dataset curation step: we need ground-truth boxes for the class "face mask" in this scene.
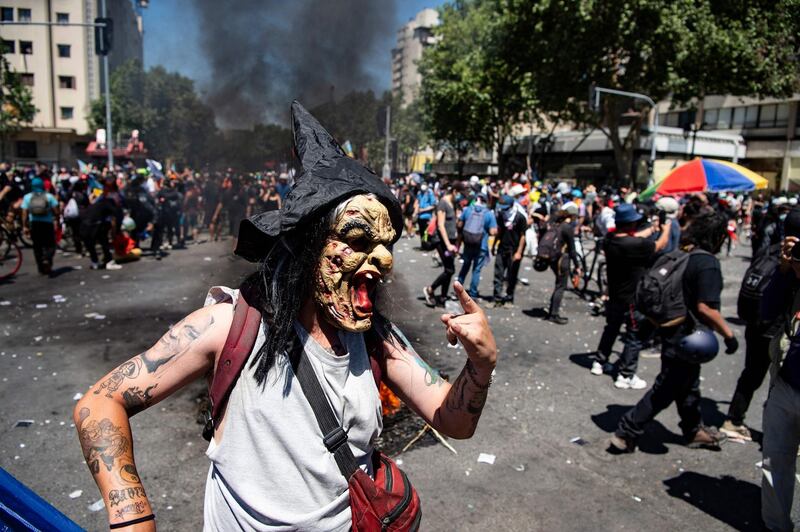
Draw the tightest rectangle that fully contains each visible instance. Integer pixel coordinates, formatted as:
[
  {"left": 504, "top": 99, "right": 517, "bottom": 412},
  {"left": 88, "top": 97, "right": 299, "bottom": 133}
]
[
  {"left": 315, "top": 195, "right": 396, "bottom": 332},
  {"left": 420, "top": 184, "right": 428, "bottom": 192},
  {"left": 780, "top": 213, "right": 788, "bottom": 221}
]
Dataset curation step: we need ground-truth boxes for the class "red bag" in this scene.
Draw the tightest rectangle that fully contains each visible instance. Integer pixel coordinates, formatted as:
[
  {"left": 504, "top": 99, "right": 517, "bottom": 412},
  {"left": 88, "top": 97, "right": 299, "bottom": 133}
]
[{"left": 205, "top": 290, "right": 421, "bottom": 531}]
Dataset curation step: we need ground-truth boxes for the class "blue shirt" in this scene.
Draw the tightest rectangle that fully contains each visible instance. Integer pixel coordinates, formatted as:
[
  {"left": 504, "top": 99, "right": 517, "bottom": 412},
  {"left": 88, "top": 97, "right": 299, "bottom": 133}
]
[
  {"left": 21, "top": 192, "right": 58, "bottom": 223},
  {"left": 459, "top": 204, "right": 497, "bottom": 252},
  {"left": 416, "top": 190, "right": 436, "bottom": 221}
]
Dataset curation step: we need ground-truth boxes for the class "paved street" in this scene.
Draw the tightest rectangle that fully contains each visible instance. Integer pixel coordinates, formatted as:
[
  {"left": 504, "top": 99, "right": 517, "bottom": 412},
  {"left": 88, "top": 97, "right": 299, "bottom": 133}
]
[{"left": 0, "top": 235, "right": 795, "bottom": 531}]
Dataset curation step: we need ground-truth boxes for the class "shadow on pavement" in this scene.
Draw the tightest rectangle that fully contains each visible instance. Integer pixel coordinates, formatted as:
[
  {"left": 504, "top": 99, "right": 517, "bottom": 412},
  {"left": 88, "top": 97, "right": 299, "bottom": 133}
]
[
  {"left": 663, "top": 472, "right": 762, "bottom": 531},
  {"left": 522, "top": 307, "right": 549, "bottom": 319},
  {"left": 48, "top": 266, "right": 75, "bottom": 278},
  {"left": 568, "top": 351, "right": 597, "bottom": 370},
  {"left": 591, "top": 404, "right": 685, "bottom": 454}
]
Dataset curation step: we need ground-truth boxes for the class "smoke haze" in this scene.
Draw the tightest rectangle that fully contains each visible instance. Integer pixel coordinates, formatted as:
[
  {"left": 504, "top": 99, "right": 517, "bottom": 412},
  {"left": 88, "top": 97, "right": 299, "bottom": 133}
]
[{"left": 192, "top": 0, "right": 398, "bottom": 127}]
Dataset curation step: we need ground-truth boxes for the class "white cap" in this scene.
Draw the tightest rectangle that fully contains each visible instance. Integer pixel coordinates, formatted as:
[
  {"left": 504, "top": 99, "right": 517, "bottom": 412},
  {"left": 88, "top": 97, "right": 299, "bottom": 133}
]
[
  {"left": 509, "top": 184, "right": 526, "bottom": 197},
  {"left": 655, "top": 196, "right": 680, "bottom": 214},
  {"left": 469, "top": 175, "right": 480, "bottom": 185}
]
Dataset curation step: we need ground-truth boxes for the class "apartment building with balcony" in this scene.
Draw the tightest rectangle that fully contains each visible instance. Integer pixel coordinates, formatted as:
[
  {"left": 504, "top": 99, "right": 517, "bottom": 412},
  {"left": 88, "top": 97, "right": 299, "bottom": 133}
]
[
  {"left": 391, "top": 8, "right": 438, "bottom": 108},
  {"left": 0, "top": 0, "right": 143, "bottom": 165}
]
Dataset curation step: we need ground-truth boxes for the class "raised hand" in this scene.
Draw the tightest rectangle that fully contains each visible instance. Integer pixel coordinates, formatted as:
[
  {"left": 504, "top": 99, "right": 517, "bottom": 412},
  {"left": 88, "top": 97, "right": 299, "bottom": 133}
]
[{"left": 440, "top": 282, "right": 497, "bottom": 371}]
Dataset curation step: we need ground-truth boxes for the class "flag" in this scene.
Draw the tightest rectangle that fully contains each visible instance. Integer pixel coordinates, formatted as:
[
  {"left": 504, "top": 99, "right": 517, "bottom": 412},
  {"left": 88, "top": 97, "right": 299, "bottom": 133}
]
[
  {"left": 77, "top": 160, "right": 89, "bottom": 174},
  {"left": 146, "top": 159, "right": 164, "bottom": 180},
  {"left": 342, "top": 140, "right": 354, "bottom": 158}
]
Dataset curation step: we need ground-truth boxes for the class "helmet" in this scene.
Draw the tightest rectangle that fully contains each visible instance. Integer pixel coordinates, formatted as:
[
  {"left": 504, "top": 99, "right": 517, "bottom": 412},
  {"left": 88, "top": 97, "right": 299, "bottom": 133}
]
[
  {"left": 121, "top": 216, "right": 137, "bottom": 233},
  {"left": 677, "top": 329, "right": 719, "bottom": 364}
]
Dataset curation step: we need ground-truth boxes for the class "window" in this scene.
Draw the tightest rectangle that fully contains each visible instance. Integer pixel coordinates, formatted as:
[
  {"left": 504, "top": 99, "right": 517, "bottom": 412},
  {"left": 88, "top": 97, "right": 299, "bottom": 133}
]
[
  {"left": 17, "top": 8, "right": 30, "bottom": 22},
  {"left": 20, "top": 73, "right": 33, "bottom": 86},
  {"left": 716, "top": 108, "right": 732, "bottom": 129},
  {"left": 16, "top": 141, "right": 37, "bottom": 158},
  {"left": 19, "top": 41, "right": 32, "bottom": 55},
  {"left": 732, "top": 106, "right": 746, "bottom": 128},
  {"left": 57, "top": 44, "right": 70, "bottom": 57},
  {"left": 759, "top": 104, "right": 777, "bottom": 127},
  {"left": 60, "top": 107, "right": 74, "bottom": 119},
  {"left": 775, "top": 103, "right": 790, "bottom": 128},
  {"left": 744, "top": 105, "right": 759, "bottom": 128},
  {"left": 1, "top": 7, "right": 13, "bottom": 21},
  {"left": 1, "top": 39, "right": 14, "bottom": 54},
  {"left": 58, "top": 76, "right": 75, "bottom": 89},
  {"left": 56, "top": 12, "right": 69, "bottom": 24},
  {"left": 703, "top": 108, "right": 718, "bottom": 129}
]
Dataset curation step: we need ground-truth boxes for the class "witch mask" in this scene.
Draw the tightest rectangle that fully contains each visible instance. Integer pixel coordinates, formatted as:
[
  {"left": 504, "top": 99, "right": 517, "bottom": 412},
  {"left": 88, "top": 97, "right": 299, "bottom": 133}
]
[{"left": 315, "top": 194, "right": 396, "bottom": 332}]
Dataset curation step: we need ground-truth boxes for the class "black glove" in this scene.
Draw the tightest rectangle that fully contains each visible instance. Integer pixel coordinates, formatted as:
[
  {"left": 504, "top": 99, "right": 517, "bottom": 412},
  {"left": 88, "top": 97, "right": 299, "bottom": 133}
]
[{"left": 724, "top": 335, "right": 739, "bottom": 355}]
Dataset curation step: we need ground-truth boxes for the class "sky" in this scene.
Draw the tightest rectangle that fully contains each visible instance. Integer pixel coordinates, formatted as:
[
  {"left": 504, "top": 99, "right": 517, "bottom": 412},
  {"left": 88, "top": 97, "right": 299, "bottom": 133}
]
[{"left": 141, "top": 1, "right": 443, "bottom": 98}]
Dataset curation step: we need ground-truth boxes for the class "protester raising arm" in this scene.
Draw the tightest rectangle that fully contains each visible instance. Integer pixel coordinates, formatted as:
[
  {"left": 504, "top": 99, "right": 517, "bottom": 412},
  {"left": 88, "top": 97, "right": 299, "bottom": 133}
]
[
  {"left": 383, "top": 282, "right": 497, "bottom": 439},
  {"left": 73, "top": 304, "right": 231, "bottom": 530}
]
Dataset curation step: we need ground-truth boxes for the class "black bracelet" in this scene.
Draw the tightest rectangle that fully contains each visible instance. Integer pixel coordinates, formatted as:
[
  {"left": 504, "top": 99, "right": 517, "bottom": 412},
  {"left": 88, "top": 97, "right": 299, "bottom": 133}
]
[{"left": 109, "top": 514, "right": 155, "bottom": 529}]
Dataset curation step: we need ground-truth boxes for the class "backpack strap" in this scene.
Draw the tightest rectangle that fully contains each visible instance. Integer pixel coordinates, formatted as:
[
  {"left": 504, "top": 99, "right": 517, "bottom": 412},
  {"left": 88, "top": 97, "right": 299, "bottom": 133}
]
[
  {"left": 203, "top": 291, "right": 262, "bottom": 441},
  {"left": 202, "top": 292, "right": 387, "bottom": 441}
]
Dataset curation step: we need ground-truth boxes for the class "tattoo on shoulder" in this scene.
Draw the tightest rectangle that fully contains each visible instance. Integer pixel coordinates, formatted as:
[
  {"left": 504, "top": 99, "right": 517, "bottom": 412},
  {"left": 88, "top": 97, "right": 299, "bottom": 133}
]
[
  {"left": 122, "top": 384, "right": 158, "bottom": 416},
  {"left": 93, "top": 359, "right": 142, "bottom": 398},
  {"left": 139, "top": 315, "right": 215, "bottom": 375},
  {"left": 79, "top": 418, "right": 130, "bottom": 475}
]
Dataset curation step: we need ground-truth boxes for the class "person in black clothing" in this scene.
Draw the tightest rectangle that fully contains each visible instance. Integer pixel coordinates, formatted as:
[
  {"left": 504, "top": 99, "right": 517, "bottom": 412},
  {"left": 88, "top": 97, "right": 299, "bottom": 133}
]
[
  {"left": 720, "top": 209, "right": 800, "bottom": 441},
  {"left": 160, "top": 180, "right": 184, "bottom": 249},
  {"left": 752, "top": 203, "right": 786, "bottom": 258},
  {"left": 124, "top": 176, "right": 156, "bottom": 248},
  {"left": 81, "top": 180, "right": 124, "bottom": 270},
  {"left": 611, "top": 212, "right": 739, "bottom": 453},
  {"left": 64, "top": 179, "right": 90, "bottom": 255},
  {"left": 492, "top": 194, "right": 527, "bottom": 307},
  {"left": 212, "top": 178, "right": 249, "bottom": 250},
  {"left": 423, "top": 185, "right": 458, "bottom": 307},
  {"left": 547, "top": 204, "right": 581, "bottom": 324},
  {"left": 203, "top": 176, "right": 220, "bottom": 229},
  {"left": 593, "top": 204, "right": 673, "bottom": 389}
]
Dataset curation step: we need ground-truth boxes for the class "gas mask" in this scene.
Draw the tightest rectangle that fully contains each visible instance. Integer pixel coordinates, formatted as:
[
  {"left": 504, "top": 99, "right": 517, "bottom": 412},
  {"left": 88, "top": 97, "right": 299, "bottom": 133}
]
[{"left": 314, "top": 195, "right": 396, "bottom": 332}]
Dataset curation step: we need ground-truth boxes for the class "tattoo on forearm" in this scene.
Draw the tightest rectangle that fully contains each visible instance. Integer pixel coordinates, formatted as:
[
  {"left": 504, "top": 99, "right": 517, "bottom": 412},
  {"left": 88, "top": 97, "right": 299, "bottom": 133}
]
[
  {"left": 445, "top": 360, "right": 490, "bottom": 421},
  {"left": 413, "top": 355, "right": 443, "bottom": 386},
  {"left": 93, "top": 359, "right": 142, "bottom": 398},
  {"left": 108, "top": 487, "right": 146, "bottom": 507},
  {"left": 119, "top": 463, "right": 141, "bottom": 484},
  {"left": 139, "top": 316, "right": 215, "bottom": 375},
  {"left": 121, "top": 384, "right": 158, "bottom": 416},
  {"left": 113, "top": 500, "right": 147, "bottom": 520},
  {"left": 78, "top": 417, "right": 130, "bottom": 475}
]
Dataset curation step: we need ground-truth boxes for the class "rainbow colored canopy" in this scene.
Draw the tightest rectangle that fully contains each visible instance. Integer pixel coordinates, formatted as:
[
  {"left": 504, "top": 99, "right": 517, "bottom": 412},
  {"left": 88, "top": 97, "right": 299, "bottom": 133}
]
[{"left": 640, "top": 158, "right": 768, "bottom": 201}]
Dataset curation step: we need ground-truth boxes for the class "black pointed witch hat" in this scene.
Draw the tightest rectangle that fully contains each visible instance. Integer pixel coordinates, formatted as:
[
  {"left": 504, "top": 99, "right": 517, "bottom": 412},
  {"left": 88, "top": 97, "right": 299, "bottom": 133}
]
[{"left": 235, "top": 101, "right": 403, "bottom": 262}]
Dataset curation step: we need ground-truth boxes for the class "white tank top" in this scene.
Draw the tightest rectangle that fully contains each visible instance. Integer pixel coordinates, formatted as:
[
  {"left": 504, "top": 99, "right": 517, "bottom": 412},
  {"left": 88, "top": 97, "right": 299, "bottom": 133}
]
[{"left": 202, "top": 287, "right": 383, "bottom": 531}]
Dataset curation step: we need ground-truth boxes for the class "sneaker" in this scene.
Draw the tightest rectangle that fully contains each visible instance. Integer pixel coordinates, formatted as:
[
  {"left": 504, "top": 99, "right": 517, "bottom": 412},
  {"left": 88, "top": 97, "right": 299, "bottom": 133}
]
[
  {"left": 590, "top": 361, "right": 604, "bottom": 376},
  {"left": 608, "top": 434, "right": 635, "bottom": 454},
  {"left": 423, "top": 286, "right": 435, "bottom": 306},
  {"left": 614, "top": 375, "right": 631, "bottom": 389},
  {"left": 549, "top": 315, "right": 568, "bottom": 325},
  {"left": 687, "top": 426, "right": 727, "bottom": 450},
  {"left": 627, "top": 375, "right": 647, "bottom": 390},
  {"left": 720, "top": 420, "right": 752, "bottom": 442},
  {"left": 105, "top": 261, "right": 122, "bottom": 270},
  {"left": 90, "top": 262, "right": 103, "bottom": 270}
]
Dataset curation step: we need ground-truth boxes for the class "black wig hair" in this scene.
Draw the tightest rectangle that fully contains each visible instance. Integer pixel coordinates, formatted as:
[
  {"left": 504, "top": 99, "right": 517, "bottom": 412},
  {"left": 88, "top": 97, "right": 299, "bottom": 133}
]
[
  {"left": 241, "top": 213, "right": 332, "bottom": 386},
  {"left": 681, "top": 211, "right": 728, "bottom": 254}
]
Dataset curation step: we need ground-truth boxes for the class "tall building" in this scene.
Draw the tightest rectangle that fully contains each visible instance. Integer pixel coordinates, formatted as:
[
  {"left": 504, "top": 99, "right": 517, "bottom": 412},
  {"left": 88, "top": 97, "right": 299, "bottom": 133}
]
[
  {"left": 0, "top": 0, "right": 143, "bottom": 164},
  {"left": 391, "top": 8, "right": 438, "bottom": 107}
]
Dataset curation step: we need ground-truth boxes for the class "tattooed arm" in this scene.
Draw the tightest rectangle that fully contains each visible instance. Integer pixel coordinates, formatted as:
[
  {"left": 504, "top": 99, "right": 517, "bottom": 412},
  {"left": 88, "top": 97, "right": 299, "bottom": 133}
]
[
  {"left": 73, "top": 304, "right": 231, "bottom": 530},
  {"left": 383, "top": 282, "right": 497, "bottom": 439}
]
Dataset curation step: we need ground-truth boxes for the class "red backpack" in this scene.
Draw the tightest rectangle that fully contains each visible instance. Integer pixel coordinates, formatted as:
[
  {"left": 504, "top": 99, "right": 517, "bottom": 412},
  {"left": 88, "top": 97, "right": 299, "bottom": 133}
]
[{"left": 204, "top": 291, "right": 421, "bottom": 531}]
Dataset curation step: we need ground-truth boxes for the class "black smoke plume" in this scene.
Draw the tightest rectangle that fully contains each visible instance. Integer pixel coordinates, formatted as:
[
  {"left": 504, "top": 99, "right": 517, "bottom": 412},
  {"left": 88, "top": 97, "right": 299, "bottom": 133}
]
[{"left": 193, "top": 0, "right": 397, "bottom": 127}]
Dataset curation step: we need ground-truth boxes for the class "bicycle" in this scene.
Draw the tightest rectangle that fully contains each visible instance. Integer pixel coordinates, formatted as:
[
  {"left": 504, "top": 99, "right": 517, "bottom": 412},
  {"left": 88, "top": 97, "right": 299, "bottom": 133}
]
[
  {"left": 574, "top": 234, "right": 607, "bottom": 309},
  {"left": 0, "top": 220, "right": 23, "bottom": 280}
]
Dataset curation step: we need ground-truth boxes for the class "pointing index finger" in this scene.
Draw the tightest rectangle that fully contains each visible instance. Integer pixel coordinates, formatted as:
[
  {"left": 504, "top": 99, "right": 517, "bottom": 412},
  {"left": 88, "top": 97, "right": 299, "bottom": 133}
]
[{"left": 454, "top": 282, "right": 480, "bottom": 314}]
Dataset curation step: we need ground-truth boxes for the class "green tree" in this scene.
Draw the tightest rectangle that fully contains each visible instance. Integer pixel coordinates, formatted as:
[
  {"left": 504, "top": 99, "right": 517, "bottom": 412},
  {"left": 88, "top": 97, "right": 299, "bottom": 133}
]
[
  {"left": 503, "top": 0, "right": 800, "bottom": 184},
  {"left": 420, "top": 0, "right": 536, "bottom": 178},
  {"left": 0, "top": 56, "right": 36, "bottom": 159},
  {"left": 90, "top": 61, "right": 218, "bottom": 167}
]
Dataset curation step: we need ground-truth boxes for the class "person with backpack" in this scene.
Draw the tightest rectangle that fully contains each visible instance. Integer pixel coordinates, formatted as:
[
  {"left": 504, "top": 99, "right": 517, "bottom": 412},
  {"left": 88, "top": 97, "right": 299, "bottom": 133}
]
[
  {"left": 423, "top": 183, "right": 459, "bottom": 307},
  {"left": 542, "top": 203, "right": 581, "bottom": 324},
  {"left": 456, "top": 192, "right": 498, "bottom": 298},
  {"left": 591, "top": 204, "right": 673, "bottom": 389},
  {"left": 20, "top": 177, "right": 59, "bottom": 275},
  {"left": 74, "top": 102, "right": 497, "bottom": 530},
  {"left": 415, "top": 182, "right": 436, "bottom": 250},
  {"left": 718, "top": 209, "right": 799, "bottom": 440},
  {"left": 492, "top": 194, "right": 527, "bottom": 307},
  {"left": 610, "top": 212, "right": 739, "bottom": 453}
]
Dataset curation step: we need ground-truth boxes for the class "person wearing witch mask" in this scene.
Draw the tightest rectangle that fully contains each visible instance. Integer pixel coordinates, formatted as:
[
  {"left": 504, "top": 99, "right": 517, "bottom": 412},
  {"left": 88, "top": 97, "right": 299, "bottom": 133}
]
[{"left": 74, "top": 102, "right": 497, "bottom": 531}]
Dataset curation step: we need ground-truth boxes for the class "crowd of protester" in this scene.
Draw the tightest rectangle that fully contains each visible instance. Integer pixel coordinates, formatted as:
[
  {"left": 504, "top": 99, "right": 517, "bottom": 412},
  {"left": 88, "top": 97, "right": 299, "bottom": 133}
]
[
  {"left": 5, "top": 159, "right": 800, "bottom": 529},
  {"left": 0, "top": 161, "right": 293, "bottom": 274}
]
